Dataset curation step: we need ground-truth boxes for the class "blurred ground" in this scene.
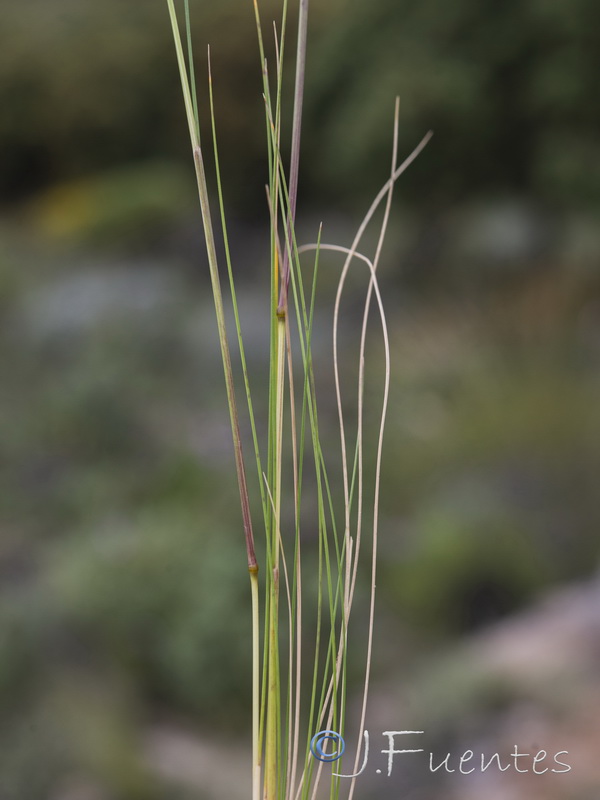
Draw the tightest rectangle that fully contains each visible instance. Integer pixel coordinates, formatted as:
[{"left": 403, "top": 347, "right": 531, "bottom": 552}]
[{"left": 0, "top": 0, "right": 599, "bottom": 798}]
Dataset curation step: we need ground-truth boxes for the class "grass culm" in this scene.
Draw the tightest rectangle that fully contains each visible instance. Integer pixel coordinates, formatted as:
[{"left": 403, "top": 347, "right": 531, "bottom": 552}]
[{"left": 164, "top": 1, "right": 431, "bottom": 798}]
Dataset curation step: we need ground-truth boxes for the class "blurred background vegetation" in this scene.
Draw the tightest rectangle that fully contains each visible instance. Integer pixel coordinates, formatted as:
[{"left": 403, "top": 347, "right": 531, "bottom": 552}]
[{"left": 0, "top": 0, "right": 599, "bottom": 798}]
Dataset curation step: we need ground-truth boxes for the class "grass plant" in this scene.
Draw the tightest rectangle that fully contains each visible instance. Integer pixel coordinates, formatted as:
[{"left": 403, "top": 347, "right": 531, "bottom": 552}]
[{"left": 164, "top": 1, "right": 430, "bottom": 797}]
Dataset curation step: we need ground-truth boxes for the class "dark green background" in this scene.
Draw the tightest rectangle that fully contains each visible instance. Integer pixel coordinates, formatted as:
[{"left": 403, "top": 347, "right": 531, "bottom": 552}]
[{"left": 0, "top": 1, "right": 599, "bottom": 798}]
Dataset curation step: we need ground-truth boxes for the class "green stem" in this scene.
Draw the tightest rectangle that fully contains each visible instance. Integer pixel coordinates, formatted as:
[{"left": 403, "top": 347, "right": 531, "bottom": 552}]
[
  {"left": 251, "top": 567, "right": 261, "bottom": 800},
  {"left": 265, "top": 312, "right": 287, "bottom": 800},
  {"left": 278, "top": 0, "right": 308, "bottom": 314},
  {"left": 264, "top": 567, "right": 281, "bottom": 800},
  {"left": 165, "top": 15, "right": 261, "bottom": 798},
  {"left": 165, "top": 0, "right": 256, "bottom": 571}
]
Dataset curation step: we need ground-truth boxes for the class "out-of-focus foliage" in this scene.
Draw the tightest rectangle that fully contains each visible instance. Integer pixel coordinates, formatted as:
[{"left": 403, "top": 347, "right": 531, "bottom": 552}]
[
  {"left": 0, "top": 0, "right": 269, "bottom": 203},
  {"left": 1, "top": 216, "right": 598, "bottom": 795},
  {"left": 1, "top": 0, "right": 598, "bottom": 211},
  {"left": 0, "top": 235, "right": 258, "bottom": 797},
  {"left": 304, "top": 0, "right": 600, "bottom": 208},
  {"left": 1, "top": 0, "right": 599, "bottom": 797},
  {"left": 381, "top": 348, "right": 600, "bottom": 634},
  {"left": 27, "top": 161, "right": 196, "bottom": 246}
]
